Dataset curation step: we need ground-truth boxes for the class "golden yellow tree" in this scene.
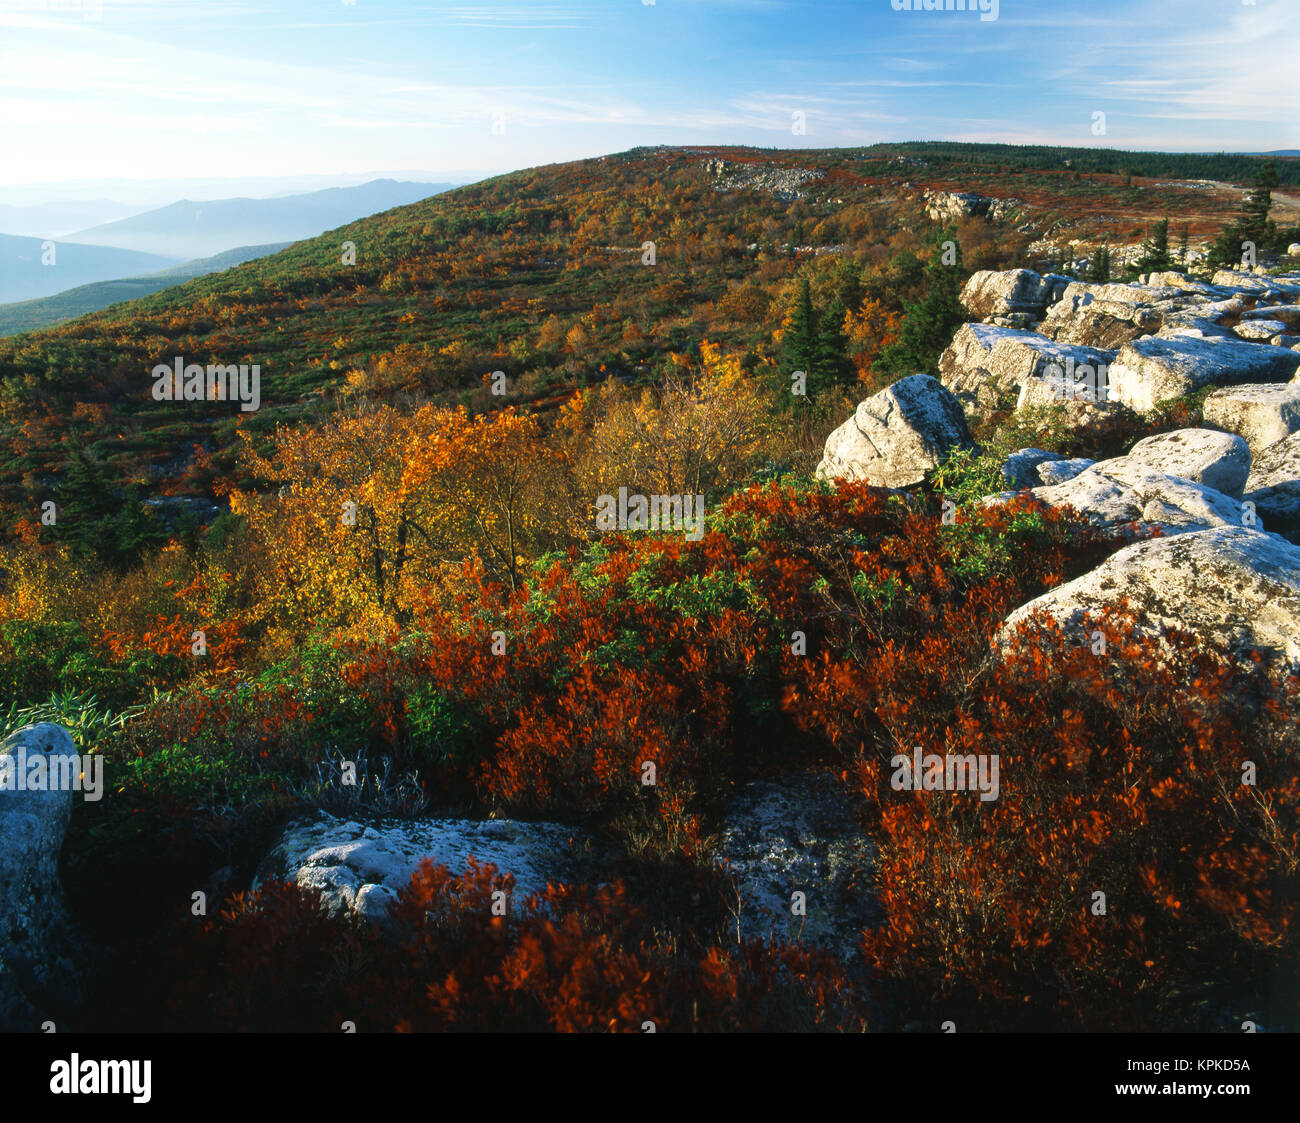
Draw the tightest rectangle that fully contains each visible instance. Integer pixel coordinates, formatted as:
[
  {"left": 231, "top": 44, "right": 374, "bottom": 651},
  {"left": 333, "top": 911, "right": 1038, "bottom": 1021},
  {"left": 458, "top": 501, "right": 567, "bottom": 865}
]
[
  {"left": 569, "top": 341, "right": 771, "bottom": 523},
  {"left": 231, "top": 400, "right": 560, "bottom": 635}
]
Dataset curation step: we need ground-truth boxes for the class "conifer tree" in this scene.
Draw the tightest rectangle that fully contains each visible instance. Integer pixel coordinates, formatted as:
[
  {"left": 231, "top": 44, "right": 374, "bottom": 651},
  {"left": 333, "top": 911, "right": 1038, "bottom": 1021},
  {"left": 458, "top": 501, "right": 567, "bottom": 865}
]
[
  {"left": 47, "top": 444, "right": 164, "bottom": 570},
  {"left": 1241, "top": 158, "right": 1279, "bottom": 245},
  {"left": 1088, "top": 244, "right": 1111, "bottom": 282},
  {"left": 1135, "top": 218, "right": 1172, "bottom": 272},
  {"left": 1209, "top": 158, "right": 1280, "bottom": 267},
  {"left": 812, "top": 295, "right": 851, "bottom": 393},
  {"left": 876, "top": 231, "right": 964, "bottom": 379},
  {"left": 784, "top": 277, "right": 820, "bottom": 382},
  {"left": 834, "top": 260, "right": 864, "bottom": 318}
]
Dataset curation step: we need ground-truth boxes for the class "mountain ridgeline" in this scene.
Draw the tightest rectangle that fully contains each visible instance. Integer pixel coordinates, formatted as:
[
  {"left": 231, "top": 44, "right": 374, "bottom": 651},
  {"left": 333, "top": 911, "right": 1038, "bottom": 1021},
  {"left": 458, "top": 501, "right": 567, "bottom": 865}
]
[{"left": 62, "top": 178, "right": 456, "bottom": 259}]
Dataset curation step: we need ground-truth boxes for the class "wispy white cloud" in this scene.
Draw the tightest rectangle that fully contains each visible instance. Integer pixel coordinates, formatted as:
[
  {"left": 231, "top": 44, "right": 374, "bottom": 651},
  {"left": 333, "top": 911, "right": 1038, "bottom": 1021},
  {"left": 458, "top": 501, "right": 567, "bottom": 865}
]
[{"left": 0, "top": 0, "right": 1293, "bottom": 187}]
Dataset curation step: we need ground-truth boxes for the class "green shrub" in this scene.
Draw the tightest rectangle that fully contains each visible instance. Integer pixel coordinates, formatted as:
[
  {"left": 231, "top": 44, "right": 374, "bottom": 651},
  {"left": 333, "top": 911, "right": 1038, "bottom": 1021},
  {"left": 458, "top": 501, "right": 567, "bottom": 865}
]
[{"left": 0, "top": 620, "right": 165, "bottom": 709}]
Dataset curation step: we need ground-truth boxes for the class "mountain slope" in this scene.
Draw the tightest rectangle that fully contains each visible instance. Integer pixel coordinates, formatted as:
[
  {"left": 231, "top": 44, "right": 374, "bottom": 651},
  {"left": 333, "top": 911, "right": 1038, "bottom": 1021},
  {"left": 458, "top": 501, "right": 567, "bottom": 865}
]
[{"left": 0, "top": 143, "right": 1273, "bottom": 507}]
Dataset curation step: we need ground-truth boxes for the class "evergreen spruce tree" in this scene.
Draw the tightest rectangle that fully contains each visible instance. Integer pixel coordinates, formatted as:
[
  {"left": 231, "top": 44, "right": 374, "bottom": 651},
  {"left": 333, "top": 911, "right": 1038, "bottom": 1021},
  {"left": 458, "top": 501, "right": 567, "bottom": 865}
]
[
  {"left": 784, "top": 277, "right": 821, "bottom": 385},
  {"left": 1088, "top": 244, "right": 1111, "bottom": 283},
  {"left": 876, "top": 232, "right": 965, "bottom": 379},
  {"left": 1135, "top": 218, "right": 1172, "bottom": 272},
  {"left": 834, "top": 260, "right": 864, "bottom": 318},
  {"left": 1240, "top": 158, "right": 1279, "bottom": 247},
  {"left": 812, "top": 295, "right": 851, "bottom": 394},
  {"left": 782, "top": 277, "right": 855, "bottom": 398},
  {"left": 1209, "top": 158, "right": 1280, "bottom": 267},
  {"left": 48, "top": 444, "right": 164, "bottom": 570}
]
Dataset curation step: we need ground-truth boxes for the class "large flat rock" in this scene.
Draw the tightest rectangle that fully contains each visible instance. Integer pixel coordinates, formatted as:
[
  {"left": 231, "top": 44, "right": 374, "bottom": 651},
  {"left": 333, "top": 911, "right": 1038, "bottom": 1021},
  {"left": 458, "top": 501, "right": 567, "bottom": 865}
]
[
  {"left": 254, "top": 811, "right": 609, "bottom": 927},
  {"left": 1211, "top": 271, "right": 1300, "bottom": 299},
  {"left": 1107, "top": 335, "right": 1300, "bottom": 412},
  {"left": 714, "top": 772, "right": 877, "bottom": 961},
  {"left": 998, "top": 527, "right": 1300, "bottom": 671}
]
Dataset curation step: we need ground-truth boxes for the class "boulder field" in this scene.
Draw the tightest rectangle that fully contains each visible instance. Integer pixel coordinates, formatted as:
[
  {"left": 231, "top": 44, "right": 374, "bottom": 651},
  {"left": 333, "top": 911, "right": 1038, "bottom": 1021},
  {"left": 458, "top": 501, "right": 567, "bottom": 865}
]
[{"left": 816, "top": 265, "right": 1300, "bottom": 672}]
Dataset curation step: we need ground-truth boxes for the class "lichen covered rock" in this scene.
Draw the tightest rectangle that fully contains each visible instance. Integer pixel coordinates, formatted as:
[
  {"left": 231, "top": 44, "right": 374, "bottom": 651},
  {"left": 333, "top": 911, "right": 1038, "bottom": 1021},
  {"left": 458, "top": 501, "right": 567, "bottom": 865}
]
[
  {"left": 0, "top": 724, "right": 84, "bottom": 1030},
  {"left": 816, "top": 374, "right": 972, "bottom": 488}
]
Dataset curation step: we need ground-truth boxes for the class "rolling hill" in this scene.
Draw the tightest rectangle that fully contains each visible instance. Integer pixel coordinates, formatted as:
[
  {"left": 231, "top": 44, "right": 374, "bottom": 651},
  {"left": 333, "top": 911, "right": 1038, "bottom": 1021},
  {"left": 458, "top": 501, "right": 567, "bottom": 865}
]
[{"left": 0, "top": 142, "right": 1282, "bottom": 508}]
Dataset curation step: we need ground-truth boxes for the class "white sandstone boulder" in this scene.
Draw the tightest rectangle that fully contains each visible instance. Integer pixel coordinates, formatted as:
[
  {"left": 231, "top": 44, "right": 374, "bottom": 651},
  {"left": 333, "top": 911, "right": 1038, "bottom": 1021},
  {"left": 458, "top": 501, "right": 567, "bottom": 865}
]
[
  {"left": 1107, "top": 335, "right": 1300, "bottom": 412},
  {"left": 253, "top": 811, "right": 609, "bottom": 928},
  {"left": 1203, "top": 383, "right": 1300, "bottom": 455},
  {"left": 1123, "top": 428, "right": 1252, "bottom": 498},
  {"left": 816, "top": 374, "right": 973, "bottom": 488},
  {"left": 998, "top": 527, "right": 1300, "bottom": 670}
]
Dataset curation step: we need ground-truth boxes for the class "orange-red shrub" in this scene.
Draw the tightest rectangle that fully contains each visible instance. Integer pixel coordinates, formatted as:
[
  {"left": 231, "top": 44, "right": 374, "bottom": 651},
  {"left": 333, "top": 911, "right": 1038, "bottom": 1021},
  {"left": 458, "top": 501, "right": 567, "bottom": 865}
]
[{"left": 100, "top": 859, "right": 865, "bottom": 1033}]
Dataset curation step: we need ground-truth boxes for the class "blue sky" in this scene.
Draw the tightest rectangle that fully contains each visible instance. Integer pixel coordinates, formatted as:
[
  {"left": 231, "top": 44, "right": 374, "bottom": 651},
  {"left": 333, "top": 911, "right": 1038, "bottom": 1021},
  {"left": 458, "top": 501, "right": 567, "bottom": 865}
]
[{"left": 1, "top": 0, "right": 1296, "bottom": 192}]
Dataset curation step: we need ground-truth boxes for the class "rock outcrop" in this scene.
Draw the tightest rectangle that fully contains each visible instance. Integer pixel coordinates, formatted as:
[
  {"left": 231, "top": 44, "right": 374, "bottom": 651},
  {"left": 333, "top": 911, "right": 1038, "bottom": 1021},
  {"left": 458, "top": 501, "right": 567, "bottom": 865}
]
[
  {"left": 1202, "top": 383, "right": 1300, "bottom": 456},
  {"left": 1122, "top": 428, "right": 1252, "bottom": 498},
  {"left": 1037, "top": 279, "right": 1193, "bottom": 349},
  {"left": 938, "top": 322, "right": 1115, "bottom": 412},
  {"left": 816, "top": 374, "right": 972, "bottom": 488},
  {"left": 960, "top": 269, "right": 1062, "bottom": 321},
  {"left": 1211, "top": 270, "right": 1300, "bottom": 299},
  {"left": 253, "top": 811, "right": 608, "bottom": 928},
  {"left": 1039, "top": 294, "right": 1162, "bottom": 349},
  {"left": 1243, "top": 431, "right": 1300, "bottom": 533},
  {"left": 1019, "top": 458, "right": 1247, "bottom": 537},
  {"left": 0, "top": 724, "right": 84, "bottom": 1031},
  {"left": 998, "top": 527, "right": 1300, "bottom": 671},
  {"left": 714, "top": 772, "right": 876, "bottom": 961},
  {"left": 921, "top": 189, "right": 1023, "bottom": 226},
  {"left": 704, "top": 158, "right": 822, "bottom": 202},
  {"left": 1107, "top": 335, "right": 1300, "bottom": 412}
]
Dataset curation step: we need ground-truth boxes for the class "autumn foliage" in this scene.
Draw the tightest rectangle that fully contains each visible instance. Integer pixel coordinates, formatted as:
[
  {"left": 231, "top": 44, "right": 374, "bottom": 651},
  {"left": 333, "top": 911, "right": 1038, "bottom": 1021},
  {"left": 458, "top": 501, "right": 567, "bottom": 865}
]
[
  {"left": 318, "top": 482, "right": 1296, "bottom": 1029},
  {"left": 2, "top": 142, "right": 1296, "bottom": 1034},
  {"left": 98, "top": 859, "right": 862, "bottom": 1033}
]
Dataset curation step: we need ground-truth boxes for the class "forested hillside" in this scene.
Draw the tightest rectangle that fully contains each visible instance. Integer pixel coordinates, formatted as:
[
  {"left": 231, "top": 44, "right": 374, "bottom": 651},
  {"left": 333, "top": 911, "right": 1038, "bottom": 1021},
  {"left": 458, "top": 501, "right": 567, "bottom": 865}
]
[{"left": 5, "top": 142, "right": 1288, "bottom": 512}]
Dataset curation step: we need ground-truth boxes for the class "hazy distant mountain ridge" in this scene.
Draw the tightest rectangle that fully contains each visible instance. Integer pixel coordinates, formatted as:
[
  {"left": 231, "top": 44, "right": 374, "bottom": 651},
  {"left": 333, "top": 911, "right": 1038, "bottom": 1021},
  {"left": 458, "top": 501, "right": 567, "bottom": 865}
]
[
  {"left": 0, "top": 199, "right": 145, "bottom": 238},
  {"left": 65, "top": 178, "right": 455, "bottom": 258},
  {"left": 0, "top": 242, "right": 291, "bottom": 337},
  {"left": 0, "top": 234, "right": 180, "bottom": 304}
]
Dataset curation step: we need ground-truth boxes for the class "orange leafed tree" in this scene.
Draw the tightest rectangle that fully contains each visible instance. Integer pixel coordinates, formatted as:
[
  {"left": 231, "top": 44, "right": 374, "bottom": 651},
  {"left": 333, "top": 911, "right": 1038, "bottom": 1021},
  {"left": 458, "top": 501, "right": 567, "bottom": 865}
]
[{"left": 844, "top": 295, "right": 902, "bottom": 383}]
